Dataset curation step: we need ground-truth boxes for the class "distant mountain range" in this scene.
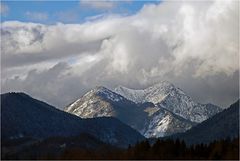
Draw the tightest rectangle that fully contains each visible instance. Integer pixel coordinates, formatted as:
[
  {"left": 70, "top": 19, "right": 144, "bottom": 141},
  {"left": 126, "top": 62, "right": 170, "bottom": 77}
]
[
  {"left": 65, "top": 81, "right": 222, "bottom": 137},
  {"left": 1, "top": 81, "right": 239, "bottom": 159},
  {"left": 170, "top": 100, "right": 239, "bottom": 145},
  {"left": 1, "top": 79, "right": 239, "bottom": 160},
  {"left": 1, "top": 92, "right": 144, "bottom": 148}
]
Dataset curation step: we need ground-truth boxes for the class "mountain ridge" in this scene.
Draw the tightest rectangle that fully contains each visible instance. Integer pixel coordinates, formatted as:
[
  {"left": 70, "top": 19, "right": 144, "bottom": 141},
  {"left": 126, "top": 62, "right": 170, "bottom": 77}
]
[
  {"left": 1, "top": 92, "right": 144, "bottom": 148},
  {"left": 65, "top": 81, "right": 222, "bottom": 138}
]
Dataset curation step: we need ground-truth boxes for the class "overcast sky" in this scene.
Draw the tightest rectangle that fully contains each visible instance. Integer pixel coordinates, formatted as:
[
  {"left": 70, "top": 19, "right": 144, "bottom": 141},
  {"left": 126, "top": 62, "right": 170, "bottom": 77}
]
[{"left": 1, "top": 0, "right": 239, "bottom": 109}]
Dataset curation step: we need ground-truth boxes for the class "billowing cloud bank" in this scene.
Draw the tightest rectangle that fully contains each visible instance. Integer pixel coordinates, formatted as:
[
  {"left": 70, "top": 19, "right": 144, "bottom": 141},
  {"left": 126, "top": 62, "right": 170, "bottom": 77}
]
[{"left": 1, "top": 1, "right": 239, "bottom": 108}]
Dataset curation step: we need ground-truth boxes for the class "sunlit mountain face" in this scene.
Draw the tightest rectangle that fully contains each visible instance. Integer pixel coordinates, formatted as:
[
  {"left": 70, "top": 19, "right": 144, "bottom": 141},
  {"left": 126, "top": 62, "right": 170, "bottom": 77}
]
[{"left": 1, "top": 0, "right": 239, "bottom": 160}]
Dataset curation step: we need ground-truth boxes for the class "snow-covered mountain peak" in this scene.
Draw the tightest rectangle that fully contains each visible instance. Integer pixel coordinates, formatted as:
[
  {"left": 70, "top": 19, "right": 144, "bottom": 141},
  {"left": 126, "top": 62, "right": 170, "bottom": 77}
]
[{"left": 115, "top": 81, "right": 222, "bottom": 123}]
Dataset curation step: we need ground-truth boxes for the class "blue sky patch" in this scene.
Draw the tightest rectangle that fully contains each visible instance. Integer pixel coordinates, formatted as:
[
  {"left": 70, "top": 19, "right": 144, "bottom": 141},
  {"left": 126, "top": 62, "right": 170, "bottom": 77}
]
[{"left": 1, "top": 1, "right": 160, "bottom": 24}]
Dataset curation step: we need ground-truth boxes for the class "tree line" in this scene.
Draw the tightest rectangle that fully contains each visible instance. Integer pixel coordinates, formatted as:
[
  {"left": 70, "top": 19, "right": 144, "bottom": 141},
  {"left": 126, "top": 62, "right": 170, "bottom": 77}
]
[
  {"left": 3, "top": 137, "right": 239, "bottom": 160},
  {"left": 60, "top": 137, "right": 239, "bottom": 160}
]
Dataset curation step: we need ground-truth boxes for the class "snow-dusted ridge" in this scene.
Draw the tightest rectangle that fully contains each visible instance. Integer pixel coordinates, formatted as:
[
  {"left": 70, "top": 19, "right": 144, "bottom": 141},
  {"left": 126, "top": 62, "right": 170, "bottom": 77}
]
[
  {"left": 65, "top": 81, "right": 222, "bottom": 138},
  {"left": 115, "top": 81, "right": 222, "bottom": 123}
]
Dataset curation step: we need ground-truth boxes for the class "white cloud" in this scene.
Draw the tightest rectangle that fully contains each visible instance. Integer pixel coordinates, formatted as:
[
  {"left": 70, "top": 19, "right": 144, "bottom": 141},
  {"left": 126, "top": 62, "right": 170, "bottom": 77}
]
[
  {"left": 0, "top": 3, "right": 9, "bottom": 15},
  {"left": 168, "top": 1, "right": 239, "bottom": 78},
  {"left": 1, "top": 0, "right": 239, "bottom": 108}
]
